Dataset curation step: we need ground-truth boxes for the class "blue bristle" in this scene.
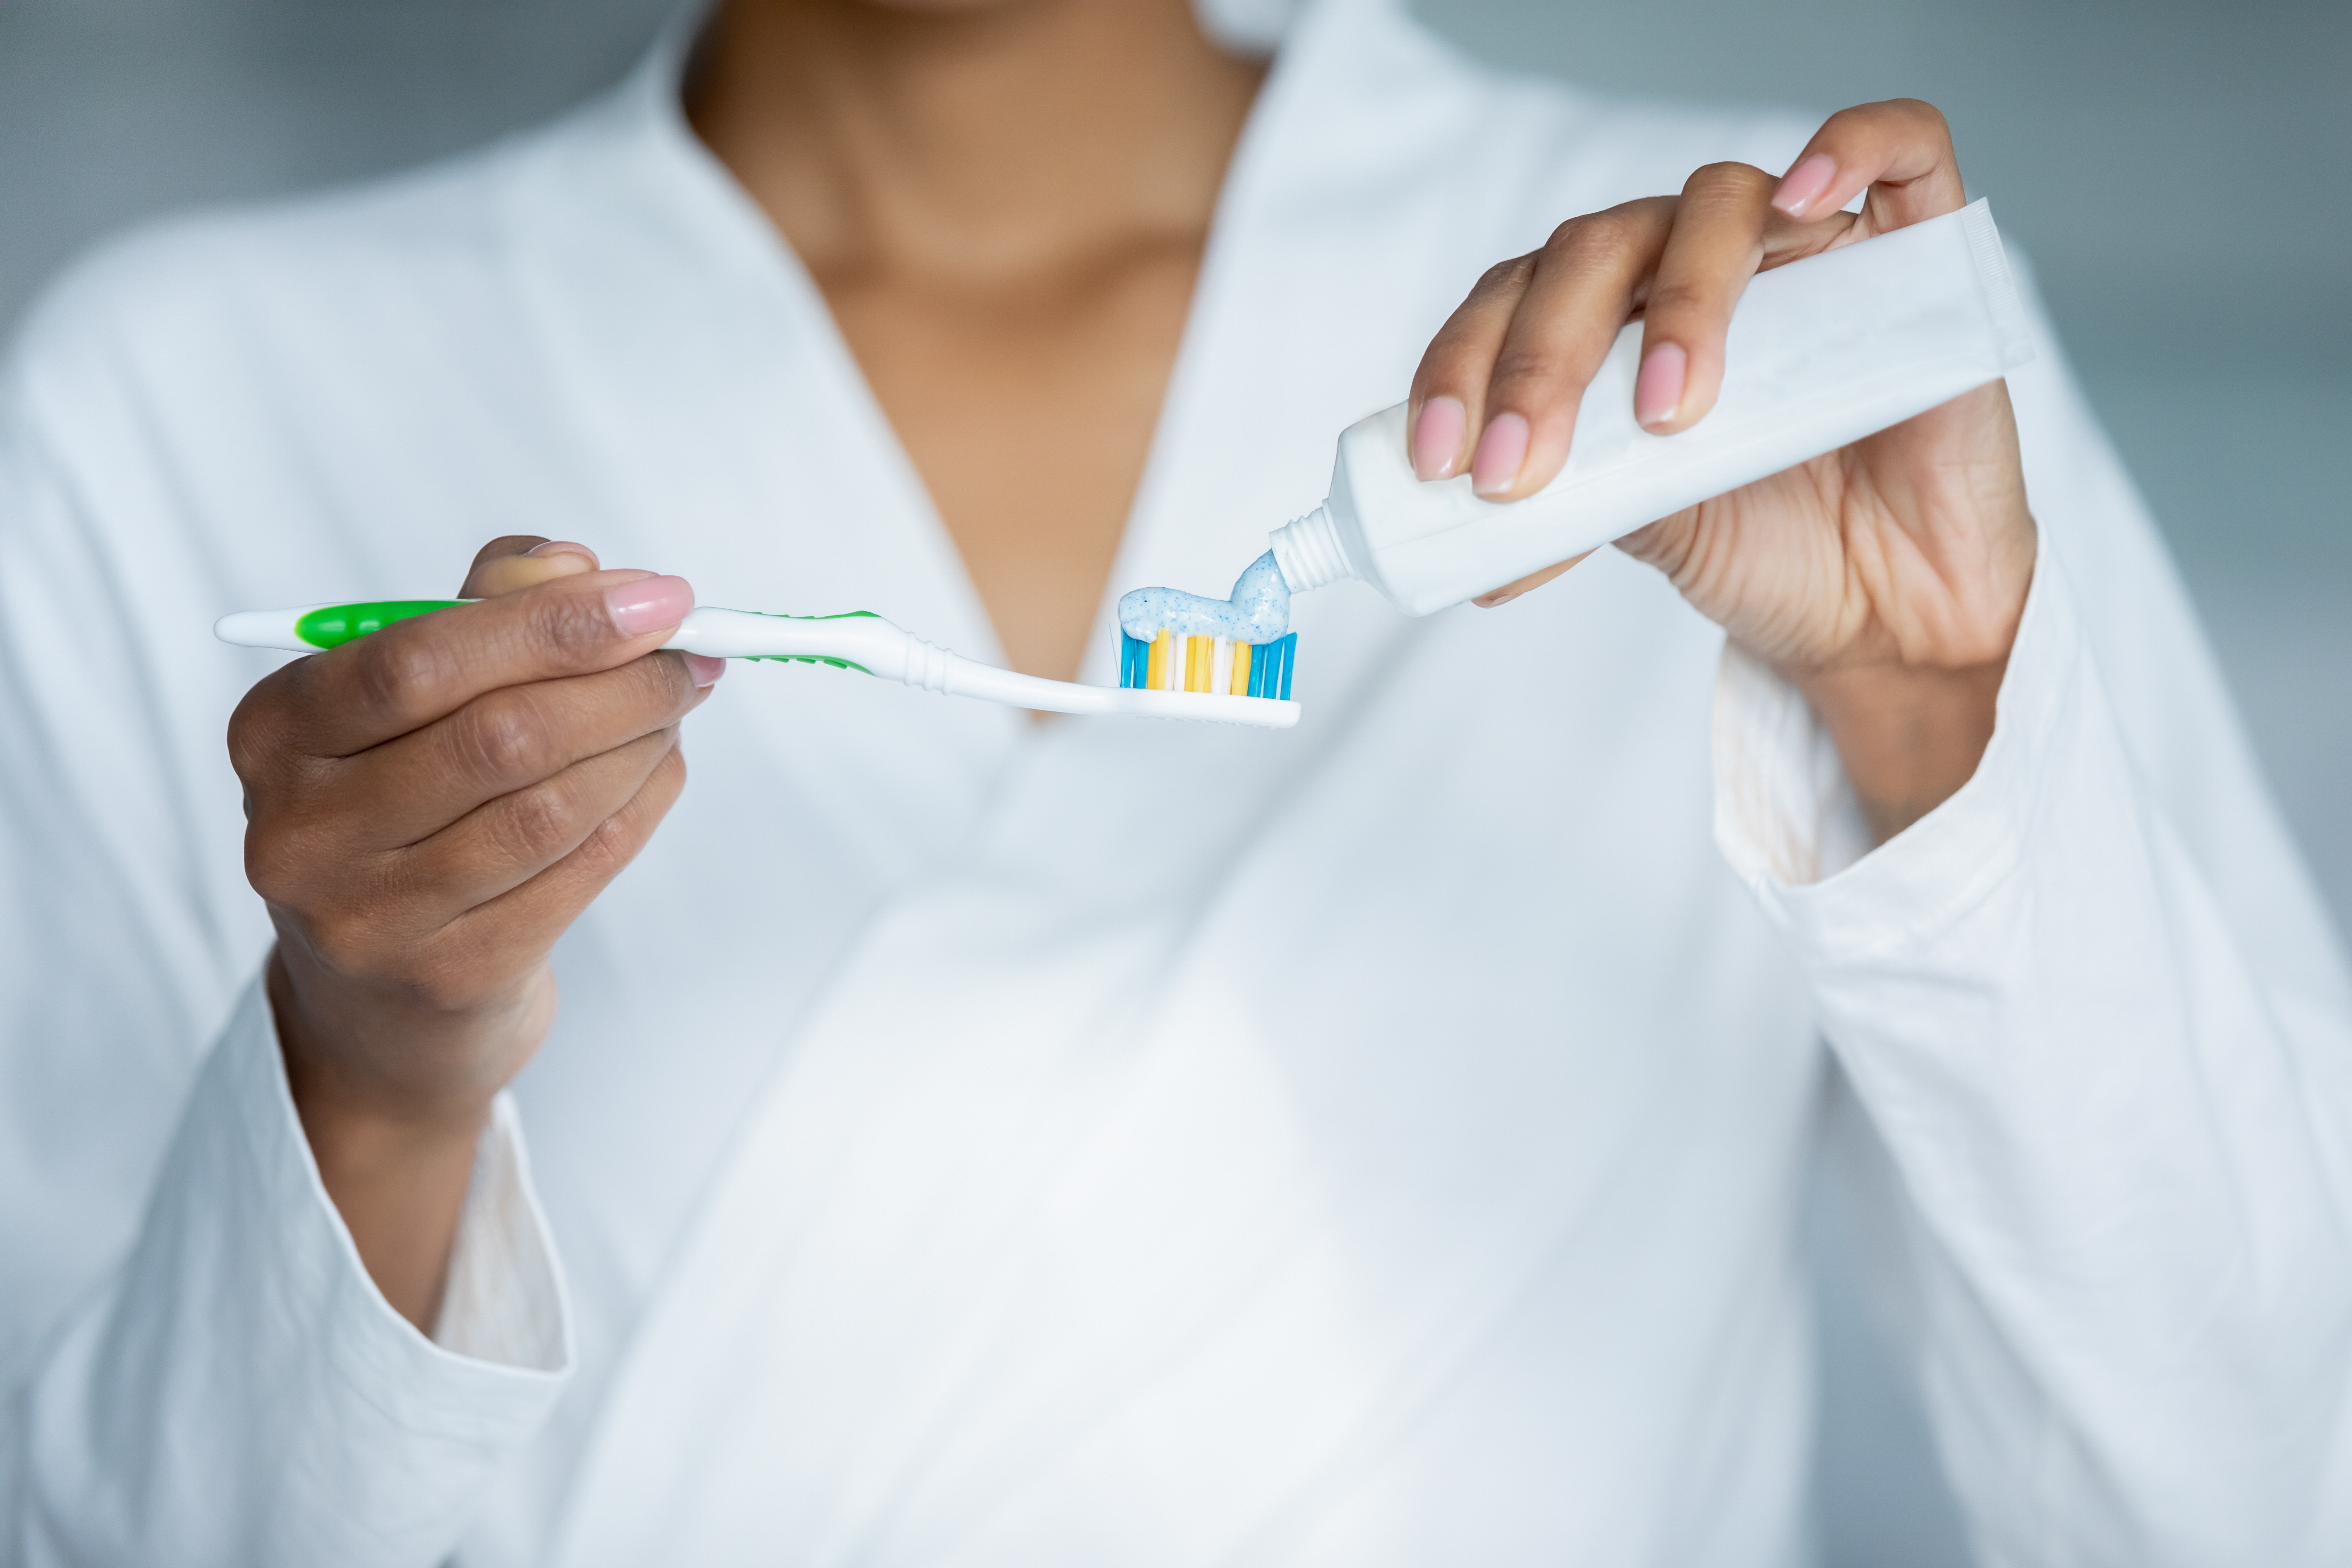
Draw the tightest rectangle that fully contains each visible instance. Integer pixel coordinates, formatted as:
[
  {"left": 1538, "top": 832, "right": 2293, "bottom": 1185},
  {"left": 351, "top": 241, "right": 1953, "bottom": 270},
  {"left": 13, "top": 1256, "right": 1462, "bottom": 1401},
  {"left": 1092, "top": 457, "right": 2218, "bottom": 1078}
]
[
  {"left": 1120, "top": 632, "right": 1141, "bottom": 690},
  {"left": 1274, "top": 633, "right": 1297, "bottom": 700},
  {"left": 1244, "top": 641, "right": 1263, "bottom": 698}
]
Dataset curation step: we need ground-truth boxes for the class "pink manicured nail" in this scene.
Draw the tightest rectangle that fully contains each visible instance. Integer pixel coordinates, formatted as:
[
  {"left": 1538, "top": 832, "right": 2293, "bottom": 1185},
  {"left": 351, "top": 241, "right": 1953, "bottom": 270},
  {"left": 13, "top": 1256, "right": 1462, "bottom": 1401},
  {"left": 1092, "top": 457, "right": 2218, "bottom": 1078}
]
[
  {"left": 1470, "top": 412, "right": 1529, "bottom": 497},
  {"left": 1475, "top": 588, "right": 1521, "bottom": 608},
  {"left": 607, "top": 574, "right": 694, "bottom": 636},
  {"left": 528, "top": 539, "right": 598, "bottom": 562},
  {"left": 1635, "top": 344, "right": 1687, "bottom": 430},
  {"left": 1774, "top": 153, "right": 1836, "bottom": 217},
  {"left": 682, "top": 652, "right": 726, "bottom": 688},
  {"left": 1413, "top": 396, "right": 1466, "bottom": 480}
]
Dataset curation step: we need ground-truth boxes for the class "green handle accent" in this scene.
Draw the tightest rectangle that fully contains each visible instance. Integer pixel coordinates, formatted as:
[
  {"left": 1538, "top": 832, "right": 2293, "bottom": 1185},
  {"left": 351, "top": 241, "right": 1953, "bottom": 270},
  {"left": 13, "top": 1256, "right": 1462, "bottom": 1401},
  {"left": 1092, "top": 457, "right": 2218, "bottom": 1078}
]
[
  {"left": 741, "top": 608, "right": 878, "bottom": 672},
  {"left": 748, "top": 654, "right": 873, "bottom": 673},
  {"left": 294, "top": 600, "right": 467, "bottom": 649}
]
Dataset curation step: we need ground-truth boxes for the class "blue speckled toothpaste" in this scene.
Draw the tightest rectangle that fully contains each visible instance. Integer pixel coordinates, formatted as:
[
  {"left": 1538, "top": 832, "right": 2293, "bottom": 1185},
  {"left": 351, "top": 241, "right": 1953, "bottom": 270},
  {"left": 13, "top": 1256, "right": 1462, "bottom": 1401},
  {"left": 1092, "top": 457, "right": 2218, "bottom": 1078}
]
[{"left": 1116, "top": 551, "right": 1290, "bottom": 644}]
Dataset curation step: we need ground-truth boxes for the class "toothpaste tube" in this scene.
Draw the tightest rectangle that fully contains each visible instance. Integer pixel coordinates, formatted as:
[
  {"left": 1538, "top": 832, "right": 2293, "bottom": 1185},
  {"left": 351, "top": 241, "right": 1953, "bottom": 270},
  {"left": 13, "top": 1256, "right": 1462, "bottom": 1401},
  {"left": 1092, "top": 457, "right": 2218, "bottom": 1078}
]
[{"left": 1269, "top": 200, "right": 2034, "bottom": 615}]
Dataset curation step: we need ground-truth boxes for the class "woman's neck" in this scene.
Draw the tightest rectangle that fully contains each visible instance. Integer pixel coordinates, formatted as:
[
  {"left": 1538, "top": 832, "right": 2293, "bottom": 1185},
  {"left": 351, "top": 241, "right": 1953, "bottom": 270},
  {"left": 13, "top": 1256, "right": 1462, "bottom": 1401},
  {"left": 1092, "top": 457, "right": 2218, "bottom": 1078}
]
[
  {"left": 690, "top": 0, "right": 1264, "bottom": 290},
  {"left": 686, "top": 0, "right": 1266, "bottom": 687}
]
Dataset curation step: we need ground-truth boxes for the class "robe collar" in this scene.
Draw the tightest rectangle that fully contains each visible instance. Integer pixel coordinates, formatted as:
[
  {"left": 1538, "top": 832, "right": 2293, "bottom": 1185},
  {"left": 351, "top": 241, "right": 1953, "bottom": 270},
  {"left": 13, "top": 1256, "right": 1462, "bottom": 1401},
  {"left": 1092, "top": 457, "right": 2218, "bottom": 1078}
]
[{"left": 511, "top": 0, "right": 1439, "bottom": 701}]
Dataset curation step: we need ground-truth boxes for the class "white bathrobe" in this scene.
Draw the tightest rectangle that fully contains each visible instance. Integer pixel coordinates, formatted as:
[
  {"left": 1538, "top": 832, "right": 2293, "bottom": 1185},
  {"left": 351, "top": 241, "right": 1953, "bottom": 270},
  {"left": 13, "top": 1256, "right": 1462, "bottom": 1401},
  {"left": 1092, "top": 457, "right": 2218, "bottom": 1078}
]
[{"left": 3, "top": 0, "right": 2348, "bottom": 1562}]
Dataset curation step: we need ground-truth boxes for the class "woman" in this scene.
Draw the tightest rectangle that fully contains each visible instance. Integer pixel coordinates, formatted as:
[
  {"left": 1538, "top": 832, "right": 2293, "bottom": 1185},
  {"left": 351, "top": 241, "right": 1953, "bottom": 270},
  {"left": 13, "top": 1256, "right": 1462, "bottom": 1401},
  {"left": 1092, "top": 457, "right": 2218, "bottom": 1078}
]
[{"left": 3, "top": 0, "right": 2346, "bottom": 1559}]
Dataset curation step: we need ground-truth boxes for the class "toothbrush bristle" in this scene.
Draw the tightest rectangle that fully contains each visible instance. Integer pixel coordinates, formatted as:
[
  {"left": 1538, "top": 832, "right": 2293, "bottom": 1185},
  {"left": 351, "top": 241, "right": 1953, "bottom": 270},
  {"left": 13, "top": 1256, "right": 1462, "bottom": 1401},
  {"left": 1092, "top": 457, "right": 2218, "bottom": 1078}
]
[{"left": 1118, "top": 629, "right": 1295, "bottom": 700}]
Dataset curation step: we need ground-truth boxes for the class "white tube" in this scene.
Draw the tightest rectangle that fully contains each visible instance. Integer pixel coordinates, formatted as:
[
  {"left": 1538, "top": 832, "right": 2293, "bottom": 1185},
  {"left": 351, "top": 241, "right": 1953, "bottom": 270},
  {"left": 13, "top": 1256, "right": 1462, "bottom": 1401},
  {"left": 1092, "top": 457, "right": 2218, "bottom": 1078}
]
[{"left": 1269, "top": 200, "right": 2035, "bottom": 616}]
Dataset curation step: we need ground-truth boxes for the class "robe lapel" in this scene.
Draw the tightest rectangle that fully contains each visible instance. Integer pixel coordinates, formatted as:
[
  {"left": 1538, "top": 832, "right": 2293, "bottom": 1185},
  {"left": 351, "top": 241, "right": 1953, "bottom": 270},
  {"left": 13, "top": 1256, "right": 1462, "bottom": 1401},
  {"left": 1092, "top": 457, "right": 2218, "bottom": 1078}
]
[{"left": 539, "top": 2, "right": 1573, "bottom": 1561}]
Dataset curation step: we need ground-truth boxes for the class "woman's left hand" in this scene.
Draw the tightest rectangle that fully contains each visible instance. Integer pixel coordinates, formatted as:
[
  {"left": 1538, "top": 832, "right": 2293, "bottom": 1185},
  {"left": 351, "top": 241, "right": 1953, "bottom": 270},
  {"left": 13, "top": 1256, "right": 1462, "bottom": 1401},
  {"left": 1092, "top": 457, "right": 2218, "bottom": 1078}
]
[{"left": 1408, "top": 99, "right": 2037, "bottom": 840}]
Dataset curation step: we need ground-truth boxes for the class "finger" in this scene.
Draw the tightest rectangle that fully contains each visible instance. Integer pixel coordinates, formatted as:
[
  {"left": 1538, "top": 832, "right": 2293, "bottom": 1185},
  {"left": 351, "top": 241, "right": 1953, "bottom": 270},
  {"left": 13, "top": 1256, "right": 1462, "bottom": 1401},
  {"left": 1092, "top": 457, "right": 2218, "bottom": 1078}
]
[
  {"left": 1407, "top": 252, "right": 1539, "bottom": 481},
  {"left": 336, "top": 649, "right": 712, "bottom": 848},
  {"left": 462, "top": 537, "right": 603, "bottom": 599},
  {"left": 1770, "top": 99, "right": 1965, "bottom": 236},
  {"left": 1634, "top": 162, "right": 1780, "bottom": 434},
  {"left": 1470, "top": 550, "right": 1595, "bottom": 609},
  {"left": 1471, "top": 198, "right": 1676, "bottom": 500},
  {"left": 394, "top": 723, "right": 685, "bottom": 914},
  {"left": 419, "top": 742, "right": 689, "bottom": 985},
  {"left": 280, "top": 567, "right": 697, "bottom": 757}
]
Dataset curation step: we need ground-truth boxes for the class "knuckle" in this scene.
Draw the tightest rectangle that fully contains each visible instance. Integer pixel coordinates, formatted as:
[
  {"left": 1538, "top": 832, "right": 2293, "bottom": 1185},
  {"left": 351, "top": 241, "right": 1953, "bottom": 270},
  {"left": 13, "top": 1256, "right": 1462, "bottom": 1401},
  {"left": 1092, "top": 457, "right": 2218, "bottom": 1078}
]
[
  {"left": 226, "top": 679, "right": 299, "bottom": 782},
  {"left": 302, "top": 908, "right": 386, "bottom": 981},
  {"left": 1485, "top": 344, "right": 1558, "bottom": 396},
  {"left": 459, "top": 695, "right": 556, "bottom": 785},
  {"left": 568, "top": 807, "right": 642, "bottom": 882},
  {"left": 1545, "top": 212, "right": 1602, "bottom": 253},
  {"left": 1683, "top": 161, "right": 1771, "bottom": 202},
  {"left": 530, "top": 583, "right": 621, "bottom": 660},
  {"left": 1474, "top": 252, "right": 1538, "bottom": 295},
  {"left": 244, "top": 813, "right": 331, "bottom": 903},
  {"left": 502, "top": 774, "right": 589, "bottom": 862},
  {"left": 243, "top": 831, "right": 296, "bottom": 903},
  {"left": 355, "top": 635, "right": 449, "bottom": 723},
  {"left": 225, "top": 699, "right": 268, "bottom": 779},
  {"left": 1643, "top": 278, "right": 1717, "bottom": 321},
  {"left": 1548, "top": 211, "right": 1641, "bottom": 272},
  {"left": 586, "top": 803, "right": 640, "bottom": 860},
  {"left": 471, "top": 535, "right": 546, "bottom": 572},
  {"left": 633, "top": 649, "right": 694, "bottom": 711}
]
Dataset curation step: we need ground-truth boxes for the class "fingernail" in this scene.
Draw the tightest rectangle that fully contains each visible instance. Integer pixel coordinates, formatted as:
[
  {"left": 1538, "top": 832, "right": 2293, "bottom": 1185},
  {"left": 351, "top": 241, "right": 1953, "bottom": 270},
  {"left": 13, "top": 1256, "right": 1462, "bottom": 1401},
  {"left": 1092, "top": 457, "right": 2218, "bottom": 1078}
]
[
  {"left": 607, "top": 574, "right": 694, "bottom": 636},
  {"left": 1774, "top": 153, "right": 1836, "bottom": 217},
  {"left": 528, "top": 539, "right": 598, "bottom": 562},
  {"left": 1636, "top": 344, "right": 1687, "bottom": 431},
  {"left": 1470, "top": 412, "right": 1528, "bottom": 497},
  {"left": 1475, "top": 588, "right": 1521, "bottom": 608},
  {"left": 1413, "top": 396, "right": 1466, "bottom": 480},
  {"left": 682, "top": 652, "right": 726, "bottom": 688}
]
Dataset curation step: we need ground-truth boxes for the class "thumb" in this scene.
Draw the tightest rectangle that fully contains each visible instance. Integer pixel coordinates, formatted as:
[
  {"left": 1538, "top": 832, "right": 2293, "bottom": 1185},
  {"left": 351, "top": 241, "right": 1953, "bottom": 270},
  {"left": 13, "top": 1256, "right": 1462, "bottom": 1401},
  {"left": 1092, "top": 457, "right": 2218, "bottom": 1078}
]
[{"left": 458, "top": 536, "right": 602, "bottom": 598}]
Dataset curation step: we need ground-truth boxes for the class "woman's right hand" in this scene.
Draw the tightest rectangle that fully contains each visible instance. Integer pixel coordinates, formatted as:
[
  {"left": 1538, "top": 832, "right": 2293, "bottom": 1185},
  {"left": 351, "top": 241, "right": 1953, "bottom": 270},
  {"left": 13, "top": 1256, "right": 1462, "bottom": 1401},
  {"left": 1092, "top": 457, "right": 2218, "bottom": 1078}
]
[{"left": 227, "top": 536, "right": 722, "bottom": 1326}]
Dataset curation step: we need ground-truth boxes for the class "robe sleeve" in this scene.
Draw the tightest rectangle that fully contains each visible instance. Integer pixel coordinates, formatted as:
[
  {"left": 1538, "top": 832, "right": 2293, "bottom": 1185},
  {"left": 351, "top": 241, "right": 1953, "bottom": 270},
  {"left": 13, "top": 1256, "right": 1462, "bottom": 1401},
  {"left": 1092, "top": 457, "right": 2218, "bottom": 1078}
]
[
  {"left": 1710, "top": 286, "right": 2352, "bottom": 1562},
  {"left": 0, "top": 288, "right": 574, "bottom": 1566}
]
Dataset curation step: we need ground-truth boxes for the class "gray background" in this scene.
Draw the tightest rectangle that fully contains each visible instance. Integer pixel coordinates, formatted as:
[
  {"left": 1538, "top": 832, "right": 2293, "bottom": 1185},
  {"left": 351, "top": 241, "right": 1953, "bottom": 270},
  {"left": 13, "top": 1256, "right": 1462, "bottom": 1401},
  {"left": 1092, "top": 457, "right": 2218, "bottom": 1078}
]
[{"left": 3, "top": 1, "right": 2345, "bottom": 1562}]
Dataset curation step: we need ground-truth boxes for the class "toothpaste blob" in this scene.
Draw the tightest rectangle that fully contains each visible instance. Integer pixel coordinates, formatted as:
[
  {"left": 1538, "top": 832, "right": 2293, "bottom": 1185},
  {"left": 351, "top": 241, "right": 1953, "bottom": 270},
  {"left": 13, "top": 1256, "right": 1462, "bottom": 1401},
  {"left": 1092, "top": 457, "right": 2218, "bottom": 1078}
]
[{"left": 1117, "top": 550, "right": 1290, "bottom": 644}]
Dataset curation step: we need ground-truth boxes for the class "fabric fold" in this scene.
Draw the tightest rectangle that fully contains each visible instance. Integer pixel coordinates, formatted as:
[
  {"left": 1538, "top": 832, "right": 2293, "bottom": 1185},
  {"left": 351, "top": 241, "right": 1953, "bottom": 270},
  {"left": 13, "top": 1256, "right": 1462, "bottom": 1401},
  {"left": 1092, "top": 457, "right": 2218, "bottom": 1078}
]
[
  {"left": 1712, "top": 544, "right": 2352, "bottom": 1562},
  {"left": 12, "top": 977, "right": 572, "bottom": 1567}
]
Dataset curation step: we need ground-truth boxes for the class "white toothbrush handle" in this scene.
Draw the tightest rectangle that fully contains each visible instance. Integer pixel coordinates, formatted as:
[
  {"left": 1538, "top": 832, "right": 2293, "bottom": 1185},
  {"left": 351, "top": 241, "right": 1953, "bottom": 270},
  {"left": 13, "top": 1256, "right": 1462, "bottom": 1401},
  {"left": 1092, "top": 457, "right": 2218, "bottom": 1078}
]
[
  {"left": 667, "top": 608, "right": 1296, "bottom": 726},
  {"left": 668, "top": 608, "right": 1130, "bottom": 716}
]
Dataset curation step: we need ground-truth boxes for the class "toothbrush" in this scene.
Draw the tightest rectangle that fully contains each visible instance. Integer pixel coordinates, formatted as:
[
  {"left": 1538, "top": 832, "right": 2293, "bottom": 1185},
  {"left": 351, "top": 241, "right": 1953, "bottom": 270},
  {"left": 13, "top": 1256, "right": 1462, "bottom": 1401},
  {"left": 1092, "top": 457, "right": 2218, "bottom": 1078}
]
[{"left": 214, "top": 600, "right": 1301, "bottom": 729}]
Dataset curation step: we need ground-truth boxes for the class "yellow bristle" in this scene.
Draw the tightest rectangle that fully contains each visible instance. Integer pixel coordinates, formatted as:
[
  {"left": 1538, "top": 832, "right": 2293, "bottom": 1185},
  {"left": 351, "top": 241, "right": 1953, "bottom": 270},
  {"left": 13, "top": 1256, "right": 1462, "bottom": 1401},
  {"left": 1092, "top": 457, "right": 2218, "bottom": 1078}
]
[
  {"left": 1186, "top": 636, "right": 1211, "bottom": 693},
  {"left": 1147, "top": 629, "right": 1171, "bottom": 690},
  {"left": 1230, "top": 641, "right": 1253, "bottom": 695}
]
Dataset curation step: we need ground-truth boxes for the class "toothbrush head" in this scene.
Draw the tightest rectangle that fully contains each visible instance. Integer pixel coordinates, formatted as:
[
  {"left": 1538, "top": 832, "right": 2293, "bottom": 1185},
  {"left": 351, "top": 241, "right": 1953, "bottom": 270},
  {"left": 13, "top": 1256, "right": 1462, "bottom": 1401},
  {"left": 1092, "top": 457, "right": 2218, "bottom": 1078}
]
[{"left": 1119, "top": 629, "right": 1296, "bottom": 702}]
